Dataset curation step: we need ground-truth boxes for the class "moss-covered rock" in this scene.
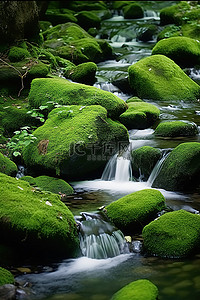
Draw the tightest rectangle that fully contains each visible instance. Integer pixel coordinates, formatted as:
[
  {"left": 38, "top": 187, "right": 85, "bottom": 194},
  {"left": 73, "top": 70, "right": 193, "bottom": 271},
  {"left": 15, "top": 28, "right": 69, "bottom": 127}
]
[
  {"left": 68, "top": 1, "right": 107, "bottom": 12},
  {"left": 0, "top": 267, "right": 14, "bottom": 286},
  {"left": 123, "top": 3, "right": 144, "bottom": 19},
  {"left": 126, "top": 96, "right": 143, "bottom": 103},
  {"left": 155, "top": 120, "right": 198, "bottom": 137},
  {"left": 157, "top": 25, "right": 182, "bottom": 41},
  {"left": 55, "top": 56, "right": 76, "bottom": 69},
  {"left": 136, "top": 24, "right": 158, "bottom": 42},
  {"left": 160, "top": 1, "right": 191, "bottom": 26},
  {"left": 152, "top": 37, "right": 200, "bottom": 67},
  {"left": 28, "top": 77, "right": 127, "bottom": 119},
  {"left": 143, "top": 210, "right": 200, "bottom": 258},
  {"left": 128, "top": 54, "right": 200, "bottom": 102},
  {"left": 153, "top": 142, "right": 200, "bottom": 191},
  {"left": 106, "top": 189, "right": 166, "bottom": 234},
  {"left": 0, "top": 172, "right": 79, "bottom": 258},
  {"left": 119, "top": 101, "right": 160, "bottom": 130},
  {"left": 131, "top": 146, "right": 161, "bottom": 180},
  {"left": 45, "top": 8, "right": 78, "bottom": 25},
  {"left": 8, "top": 46, "right": 30, "bottom": 62},
  {"left": 111, "top": 279, "right": 159, "bottom": 300},
  {"left": 0, "top": 153, "right": 17, "bottom": 176},
  {"left": 43, "top": 22, "right": 112, "bottom": 63},
  {"left": 39, "top": 20, "right": 52, "bottom": 32},
  {"left": 64, "top": 62, "right": 97, "bottom": 85},
  {"left": 21, "top": 175, "right": 74, "bottom": 195},
  {"left": 76, "top": 11, "right": 101, "bottom": 31},
  {"left": 22, "top": 105, "right": 129, "bottom": 179}
]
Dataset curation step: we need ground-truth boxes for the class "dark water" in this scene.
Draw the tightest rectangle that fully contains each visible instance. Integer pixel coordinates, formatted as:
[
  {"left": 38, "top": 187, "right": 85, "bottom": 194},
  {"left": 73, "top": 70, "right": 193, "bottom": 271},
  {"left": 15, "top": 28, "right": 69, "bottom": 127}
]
[{"left": 15, "top": 2, "right": 200, "bottom": 300}]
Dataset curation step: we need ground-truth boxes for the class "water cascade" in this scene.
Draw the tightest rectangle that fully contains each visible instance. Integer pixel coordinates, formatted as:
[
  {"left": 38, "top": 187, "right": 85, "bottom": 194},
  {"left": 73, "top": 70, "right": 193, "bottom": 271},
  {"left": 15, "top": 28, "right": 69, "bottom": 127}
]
[
  {"left": 147, "top": 149, "right": 171, "bottom": 186},
  {"left": 76, "top": 212, "right": 127, "bottom": 259}
]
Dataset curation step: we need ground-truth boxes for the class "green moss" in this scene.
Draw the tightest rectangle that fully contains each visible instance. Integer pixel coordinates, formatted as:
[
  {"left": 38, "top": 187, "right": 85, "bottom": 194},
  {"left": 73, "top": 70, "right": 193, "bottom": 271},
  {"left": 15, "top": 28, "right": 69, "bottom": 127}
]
[
  {"left": 45, "top": 9, "right": 78, "bottom": 25},
  {"left": 160, "top": 2, "right": 191, "bottom": 26},
  {"left": 152, "top": 37, "right": 200, "bottom": 67},
  {"left": 128, "top": 54, "right": 200, "bottom": 102},
  {"left": 131, "top": 146, "right": 161, "bottom": 180},
  {"left": 106, "top": 189, "right": 166, "bottom": 234},
  {"left": 153, "top": 142, "right": 200, "bottom": 191},
  {"left": 28, "top": 61, "right": 49, "bottom": 78},
  {"left": 55, "top": 56, "right": 76, "bottom": 68},
  {"left": 71, "top": 37, "right": 103, "bottom": 62},
  {"left": 22, "top": 105, "right": 129, "bottom": 179},
  {"left": 157, "top": 25, "right": 182, "bottom": 41},
  {"left": 126, "top": 96, "right": 143, "bottom": 103},
  {"left": 181, "top": 22, "right": 200, "bottom": 40},
  {"left": 155, "top": 121, "right": 198, "bottom": 137},
  {"left": 76, "top": 11, "right": 101, "bottom": 31},
  {"left": 39, "top": 21, "right": 52, "bottom": 32},
  {"left": 8, "top": 46, "right": 30, "bottom": 62},
  {"left": 119, "top": 102, "right": 160, "bottom": 130},
  {"left": 28, "top": 77, "right": 127, "bottom": 119},
  {"left": 0, "top": 172, "right": 79, "bottom": 257},
  {"left": 20, "top": 175, "right": 36, "bottom": 186},
  {"left": 38, "top": 49, "right": 58, "bottom": 69},
  {"left": 111, "top": 279, "right": 159, "bottom": 300},
  {"left": 64, "top": 62, "right": 97, "bottom": 85},
  {"left": 123, "top": 3, "right": 144, "bottom": 19},
  {"left": 52, "top": 44, "right": 88, "bottom": 64},
  {"left": 143, "top": 210, "right": 200, "bottom": 258},
  {"left": 68, "top": 1, "right": 106, "bottom": 11},
  {"left": 112, "top": 1, "right": 132, "bottom": 10},
  {"left": 0, "top": 153, "right": 17, "bottom": 176},
  {"left": 0, "top": 267, "right": 14, "bottom": 286},
  {"left": 34, "top": 175, "right": 74, "bottom": 195}
]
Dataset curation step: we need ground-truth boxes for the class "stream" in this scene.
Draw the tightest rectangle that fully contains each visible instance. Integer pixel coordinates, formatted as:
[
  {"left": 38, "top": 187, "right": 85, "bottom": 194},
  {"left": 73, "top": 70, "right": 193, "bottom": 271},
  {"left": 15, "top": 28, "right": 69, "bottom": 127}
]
[{"left": 15, "top": 2, "right": 200, "bottom": 300}]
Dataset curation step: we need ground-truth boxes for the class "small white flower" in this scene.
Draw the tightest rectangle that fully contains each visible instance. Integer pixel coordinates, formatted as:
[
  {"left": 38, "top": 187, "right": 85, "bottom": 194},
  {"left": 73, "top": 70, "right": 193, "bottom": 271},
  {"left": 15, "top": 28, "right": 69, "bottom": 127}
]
[{"left": 45, "top": 201, "right": 52, "bottom": 206}]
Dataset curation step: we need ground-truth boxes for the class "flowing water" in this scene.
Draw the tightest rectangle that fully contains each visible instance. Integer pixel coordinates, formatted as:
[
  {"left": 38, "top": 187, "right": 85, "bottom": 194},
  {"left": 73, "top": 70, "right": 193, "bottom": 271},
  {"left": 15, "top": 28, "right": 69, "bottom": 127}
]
[{"left": 15, "top": 2, "right": 200, "bottom": 300}]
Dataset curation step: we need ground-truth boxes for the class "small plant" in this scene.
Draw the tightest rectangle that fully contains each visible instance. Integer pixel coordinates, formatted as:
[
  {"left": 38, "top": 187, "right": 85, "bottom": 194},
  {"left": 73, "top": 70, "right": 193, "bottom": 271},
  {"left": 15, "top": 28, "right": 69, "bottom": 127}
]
[
  {"left": 27, "top": 102, "right": 63, "bottom": 122},
  {"left": 6, "top": 126, "right": 37, "bottom": 157}
]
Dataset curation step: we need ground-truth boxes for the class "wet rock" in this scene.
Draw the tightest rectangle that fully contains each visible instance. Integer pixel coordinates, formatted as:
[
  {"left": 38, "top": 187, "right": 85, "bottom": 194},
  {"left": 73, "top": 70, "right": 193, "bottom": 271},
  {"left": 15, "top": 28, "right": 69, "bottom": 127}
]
[
  {"left": 0, "top": 284, "right": 16, "bottom": 300},
  {"left": 155, "top": 120, "right": 198, "bottom": 137}
]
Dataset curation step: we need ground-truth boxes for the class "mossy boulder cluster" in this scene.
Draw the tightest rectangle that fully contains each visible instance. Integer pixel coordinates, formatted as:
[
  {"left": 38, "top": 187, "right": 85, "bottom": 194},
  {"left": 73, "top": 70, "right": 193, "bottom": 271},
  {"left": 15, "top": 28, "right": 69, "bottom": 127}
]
[
  {"left": 152, "top": 37, "right": 200, "bottom": 67},
  {"left": 143, "top": 210, "right": 200, "bottom": 258},
  {"left": 111, "top": 279, "right": 159, "bottom": 300},
  {"left": 153, "top": 142, "right": 200, "bottom": 191},
  {"left": 0, "top": 172, "right": 79, "bottom": 258},
  {"left": 20, "top": 175, "right": 74, "bottom": 195},
  {"left": 43, "top": 22, "right": 112, "bottom": 64},
  {"left": 28, "top": 77, "right": 127, "bottom": 119},
  {"left": 119, "top": 99, "right": 160, "bottom": 130},
  {"left": 0, "top": 267, "right": 14, "bottom": 286},
  {"left": 131, "top": 146, "right": 162, "bottom": 180},
  {"left": 106, "top": 189, "right": 166, "bottom": 234},
  {"left": 122, "top": 3, "right": 144, "bottom": 19},
  {"left": 155, "top": 120, "right": 198, "bottom": 137},
  {"left": 23, "top": 105, "right": 128, "bottom": 179},
  {"left": 128, "top": 54, "right": 200, "bottom": 102}
]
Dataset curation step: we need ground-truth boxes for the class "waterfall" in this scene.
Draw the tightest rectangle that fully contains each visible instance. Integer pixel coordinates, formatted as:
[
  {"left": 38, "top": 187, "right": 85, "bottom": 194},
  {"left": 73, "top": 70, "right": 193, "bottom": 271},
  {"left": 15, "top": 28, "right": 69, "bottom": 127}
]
[
  {"left": 101, "top": 149, "right": 133, "bottom": 182},
  {"left": 147, "top": 149, "right": 171, "bottom": 187},
  {"left": 76, "top": 212, "right": 127, "bottom": 259},
  {"left": 16, "top": 165, "right": 25, "bottom": 179}
]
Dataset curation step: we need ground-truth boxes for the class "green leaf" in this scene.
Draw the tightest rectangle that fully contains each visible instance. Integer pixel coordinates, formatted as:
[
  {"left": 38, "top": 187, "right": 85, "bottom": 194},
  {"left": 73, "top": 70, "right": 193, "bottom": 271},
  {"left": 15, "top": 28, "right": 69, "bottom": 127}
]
[
  {"left": 13, "top": 151, "right": 21, "bottom": 157},
  {"left": 14, "top": 130, "right": 20, "bottom": 135},
  {"left": 40, "top": 118, "right": 45, "bottom": 122},
  {"left": 39, "top": 105, "right": 48, "bottom": 110}
]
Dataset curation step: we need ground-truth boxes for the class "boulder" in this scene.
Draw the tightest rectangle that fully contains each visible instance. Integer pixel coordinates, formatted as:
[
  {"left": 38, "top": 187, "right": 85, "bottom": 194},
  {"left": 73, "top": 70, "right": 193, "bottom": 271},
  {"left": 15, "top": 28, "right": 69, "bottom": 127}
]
[
  {"left": 8, "top": 46, "right": 30, "bottom": 62},
  {"left": 22, "top": 105, "right": 129, "bottom": 179},
  {"left": 45, "top": 8, "right": 78, "bottom": 25},
  {"left": 143, "top": 210, "right": 200, "bottom": 258},
  {"left": 28, "top": 77, "right": 127, "bottom": 119},
  {"left": 64, "top": 62, "right": 97, "bottom": 85},
  {"left": 119, "top": 101, "right": 160, "bottom": 130},
  {"left": 76, "top": 11, "right": 101, "bottom": 30},
  {"left": 160, "top": 2, "right": 190, "bottom": 26},
  {"left": 152, "top": 37, "right": 200, "bottom": 67},
  {"left": 155, "top": 120, "right": 198, "bottom": 137},
  {"left": 20, "top": 175, "right": 74, "bottom": 195},
  {"left": 0, "top": 268, "right": 14, "bottom": 286},
  {"left": 0, "top": 153, "right": 17, "bottom": 176},
  {"left": 106, "top": 189, "right": 166, "bottom": 234},
  {"left": 153, "top": 142, "right": 200, "bottom": 191},
  {"left": 128, "top": 54, "right": 200, "bottom": 102},
  {"left": 123, "top": 3, "right": 144, "bottom": 19},
  {"left": 131, "top": 146, "right": 162, "bottom": 180},
  {"left": 111, "top": 279, "right": 159, "bottom": 300},
  {"left": 0, "top": 172, "right": 79, "bottom": 258}
]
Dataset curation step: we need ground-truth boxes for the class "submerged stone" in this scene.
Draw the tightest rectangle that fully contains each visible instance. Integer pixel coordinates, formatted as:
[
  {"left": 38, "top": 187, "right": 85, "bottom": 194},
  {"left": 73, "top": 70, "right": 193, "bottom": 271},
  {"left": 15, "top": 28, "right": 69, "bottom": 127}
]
[
  {"left": 111, "top": 279, "right": 159, "bottom": 300},
  {"left": 0, "top": 172, "right": 79, "bottom": 258},
  {"left": 154, "top": 120, "right": 198, "bottom": 137},
  {"left": 28, "top": 77, "right": 127, "bottom": 119},
  {"left": 106, "top": 189, "right": 166, "bottom": 234},
  {"left": 152, "top": 37, "right": 200, "bottom": 67},
  {"left": 143, "top": 210, "right": 200, "bottom": 258},
  {"left": 153, "top": 142, "right": 200, "bottom": 191},
  {"left": 128, "top": 55, "right": 200, "bottom": 102},
  {"left": 22, "top": 105, "right": 129, "bottom": 179}
]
